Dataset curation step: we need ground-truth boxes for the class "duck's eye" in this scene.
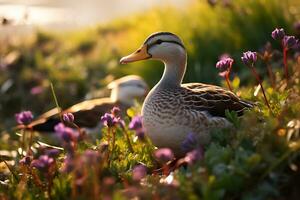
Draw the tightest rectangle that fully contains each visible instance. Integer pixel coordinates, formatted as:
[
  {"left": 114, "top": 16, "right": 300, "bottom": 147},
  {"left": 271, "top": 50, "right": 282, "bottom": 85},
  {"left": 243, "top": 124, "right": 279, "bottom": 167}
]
[
  {"left": 156, "top": 39, "right": 163, "bottom": 45},
  {"left": 135, "top": 84, "right": 144, "bottom": 88}
]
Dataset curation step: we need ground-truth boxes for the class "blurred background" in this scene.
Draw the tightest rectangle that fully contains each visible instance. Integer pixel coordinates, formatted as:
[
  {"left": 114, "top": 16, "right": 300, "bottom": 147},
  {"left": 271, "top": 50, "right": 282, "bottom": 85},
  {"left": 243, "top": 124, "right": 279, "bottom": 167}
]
[{"left": 0, "top": 0, "right": 300, "bottom": 131}]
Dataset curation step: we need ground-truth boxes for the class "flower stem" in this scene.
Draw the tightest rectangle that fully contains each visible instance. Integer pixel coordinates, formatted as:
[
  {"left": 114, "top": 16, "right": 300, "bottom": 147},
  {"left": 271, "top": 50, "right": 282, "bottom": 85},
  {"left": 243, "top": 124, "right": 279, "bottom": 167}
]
[
  {"left": 110, "top": 128, "right": 116, "bottom": 167},
  {"left": 225, "top": 73, "right": 233, "bottom": 91},
  {"left": 21, "top": 129, "right": 25, "bottom": 155},
  {"left": 28, "top": 128, "right": 33, "bottom": 156},
  {"left": 123, "top": 129, "right": 134, "bottom": 153},
  {"left": 111, "top": 129, "right": 116, "bottom": 152},
  {"left": 106, "top": 128, "right": 111, "bottom": 165},
  {"left": 283, "top": 46, "right": 289, "bottom": 80},
  {"left": 266, "top": 62, "right": 275, "bottom": 88},
  {"left": 31, "top": 169, "right": 43, "bottom": 189},
  {"left": 250, "top": 65, "right": 271, "bottom": 111},
  {"left": 72, "top": 123, "right": 85, "bottom": 141},
  {"left": 47, "top": 175, "right": 53, "bottom": 200}
]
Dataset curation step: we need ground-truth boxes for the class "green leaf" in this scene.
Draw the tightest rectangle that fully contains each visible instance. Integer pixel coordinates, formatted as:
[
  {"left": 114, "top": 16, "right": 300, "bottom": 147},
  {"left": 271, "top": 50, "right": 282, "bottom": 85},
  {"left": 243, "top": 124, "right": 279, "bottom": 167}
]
[{"left": 225, "top": 110, "right": 240, "bottom": 128}]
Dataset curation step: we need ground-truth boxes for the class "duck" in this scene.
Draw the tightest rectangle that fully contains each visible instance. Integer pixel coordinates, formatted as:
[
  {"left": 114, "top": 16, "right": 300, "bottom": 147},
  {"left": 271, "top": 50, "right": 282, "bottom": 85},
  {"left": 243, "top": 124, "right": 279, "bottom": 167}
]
[
  {"left": 120, "top": 32, "right": 253, "bottom": 156},
  {"left": 27, "top": 75, "right": 148, "bottom": 135}
]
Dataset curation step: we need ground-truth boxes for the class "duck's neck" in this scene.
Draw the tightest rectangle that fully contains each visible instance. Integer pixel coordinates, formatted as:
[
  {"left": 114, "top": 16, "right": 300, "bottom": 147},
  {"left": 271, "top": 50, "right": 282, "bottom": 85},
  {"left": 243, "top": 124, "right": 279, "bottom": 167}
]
[{"left": 157, "top": 52, "right": 187, "bottom": 89}]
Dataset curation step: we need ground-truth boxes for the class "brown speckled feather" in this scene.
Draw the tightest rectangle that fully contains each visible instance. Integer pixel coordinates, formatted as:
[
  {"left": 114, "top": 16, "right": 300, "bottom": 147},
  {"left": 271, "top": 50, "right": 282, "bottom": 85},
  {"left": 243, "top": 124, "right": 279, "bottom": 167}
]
[
  {"left": 181, "top": 83, "right": 253, "bottom": 117},
  {"left": 71, "top": 101, "right": 128, "bottom": 128},
  {"left": 29, "top": 98, "right": 129, "bottom": 132}
]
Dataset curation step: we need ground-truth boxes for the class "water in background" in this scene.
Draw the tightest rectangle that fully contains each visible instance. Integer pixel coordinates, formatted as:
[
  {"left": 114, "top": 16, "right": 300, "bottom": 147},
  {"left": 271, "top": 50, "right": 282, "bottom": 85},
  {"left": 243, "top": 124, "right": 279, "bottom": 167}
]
[{"left": 0, "top": 0, "right": 191, "bottom": 39}]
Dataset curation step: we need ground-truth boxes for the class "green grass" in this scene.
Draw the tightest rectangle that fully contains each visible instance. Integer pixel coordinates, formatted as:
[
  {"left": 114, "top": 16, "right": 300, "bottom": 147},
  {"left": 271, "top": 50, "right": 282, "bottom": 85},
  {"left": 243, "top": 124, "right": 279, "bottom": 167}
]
[
  {"left": 0, "top": 0, "right": 300, "bottom": 199},
  {"left": 1, "top": 67, "right": 300, "bottom": 199}
]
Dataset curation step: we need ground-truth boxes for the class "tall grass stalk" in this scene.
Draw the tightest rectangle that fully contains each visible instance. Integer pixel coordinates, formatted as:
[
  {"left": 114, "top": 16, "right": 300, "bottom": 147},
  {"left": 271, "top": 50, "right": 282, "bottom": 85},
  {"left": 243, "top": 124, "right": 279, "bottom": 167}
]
[{"left": 50, "top": 83, "right": 62, "bottom": 121}]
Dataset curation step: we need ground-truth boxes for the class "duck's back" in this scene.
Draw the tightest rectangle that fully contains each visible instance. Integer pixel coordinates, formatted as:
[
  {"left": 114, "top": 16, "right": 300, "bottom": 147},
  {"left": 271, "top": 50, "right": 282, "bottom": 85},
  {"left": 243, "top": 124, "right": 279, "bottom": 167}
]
[{"left": 180, "top": 83, "right": 253, "bottom": 117}]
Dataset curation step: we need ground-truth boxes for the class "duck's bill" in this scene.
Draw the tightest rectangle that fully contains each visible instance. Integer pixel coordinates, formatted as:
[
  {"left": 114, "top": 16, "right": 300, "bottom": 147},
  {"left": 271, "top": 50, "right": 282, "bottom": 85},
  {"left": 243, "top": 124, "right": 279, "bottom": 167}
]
[{"left": 120, "top": 44, "right": 151, "bottom": 64}]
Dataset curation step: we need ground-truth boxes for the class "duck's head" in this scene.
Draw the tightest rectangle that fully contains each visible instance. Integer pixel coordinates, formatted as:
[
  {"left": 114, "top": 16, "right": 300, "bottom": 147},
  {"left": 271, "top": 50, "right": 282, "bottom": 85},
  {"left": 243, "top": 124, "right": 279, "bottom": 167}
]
[
  {"left": 108, "top": 75, "right": 148, "bottom": 106},
  {"left": 120, "top": 32, "right": 186, "bottom": 64}
]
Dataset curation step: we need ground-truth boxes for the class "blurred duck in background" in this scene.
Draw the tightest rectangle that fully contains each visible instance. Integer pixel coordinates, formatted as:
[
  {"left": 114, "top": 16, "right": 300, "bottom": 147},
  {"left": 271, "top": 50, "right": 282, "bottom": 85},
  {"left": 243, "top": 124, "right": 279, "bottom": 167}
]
[{"left": 26, "top": 75, "right": 148, "bottom": 136}]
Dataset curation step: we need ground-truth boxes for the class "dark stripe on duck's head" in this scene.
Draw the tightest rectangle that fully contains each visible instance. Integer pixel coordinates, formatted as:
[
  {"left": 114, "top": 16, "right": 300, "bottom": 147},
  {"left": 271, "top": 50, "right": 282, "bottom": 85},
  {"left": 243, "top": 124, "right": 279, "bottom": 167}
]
[
  {"left": 144, "top": 32, "right": 185, "bottom": 49},
  {"left": 144, "top": 32, "right": 180, "bottom": 44}
]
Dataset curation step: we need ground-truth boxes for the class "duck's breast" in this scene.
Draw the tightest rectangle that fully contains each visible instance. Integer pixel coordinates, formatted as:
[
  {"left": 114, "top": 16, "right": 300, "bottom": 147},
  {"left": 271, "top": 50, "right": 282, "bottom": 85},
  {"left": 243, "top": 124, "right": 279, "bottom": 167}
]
[{"left": 141, "top": 88, "right": 211, "bottom": 152}]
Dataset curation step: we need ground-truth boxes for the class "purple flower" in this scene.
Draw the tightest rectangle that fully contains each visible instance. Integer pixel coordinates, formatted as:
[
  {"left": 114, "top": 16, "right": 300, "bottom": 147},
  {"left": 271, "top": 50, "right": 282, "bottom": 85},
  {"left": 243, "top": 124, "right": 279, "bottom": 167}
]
[
  {"left": 181, "top": 133, "right": 199, "bottom": 153},
  {"left": 31, "top": 155, "right": 54, "bottom": 171},
  {"left": 15, "top": 111, "right": 33, "bottom": 125},
  {"left": 63, "top": 113, "right": 74, "bottom": 123},
  {"left": 216, "top": 58, "right": 233, "bottom": 70},
  {"left": 129, "top": 115, "right": 146, "bottom": 140},
  {"left": 271, "top": 28, "right": 285, "bottom": 40},
  {"left": 54, "top": 123, "right": 76, "bottom": 142},
  {"left": 100, "top": 113, "right": 119, "bottom": 127},
  {"left": 111, "top": 106, "right": 121, "bottom": 116},
  {"left": 216, "top": 57, "right": 233, "bottom": 77},
  {"left": 283, "top": 35, "right": 298, "bottom": 49},
  {"left": 241, "top": 51, "right": 257, "bottom": 66},
  {"left": 154, "top": 148, "right": 174, "bottom": 163},
  {"left": 129, "top": 115, "right": 143, "bottom": 130},
  {"left": 45, "top": 149, "right": 61, "bottom": 158},
  {"left": 19, "top": 156, "right": 31, "bottom": 165},
  {"left": 132, "top": 164, "right": 147, "bottom": 181},
  {"left": 183, "top": 148, "right": 204, "bottom": 165}
]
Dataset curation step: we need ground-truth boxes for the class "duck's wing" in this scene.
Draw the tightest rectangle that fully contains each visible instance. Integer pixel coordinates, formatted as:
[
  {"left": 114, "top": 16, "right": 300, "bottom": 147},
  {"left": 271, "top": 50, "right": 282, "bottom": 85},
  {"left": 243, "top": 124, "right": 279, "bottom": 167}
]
[
  {"left": 26, "top": 107, "right": 61, "bottom": 132},
  {"left": 68, "top": 99, "right": 116, "bottom": 128},
  {"left": 69, "top": 100, "right": 130, "bottom": 128},
  {"left": 181, "top": 83, "right": 253, "bottom": 117},
  {"left": 29, "top": 98, "right": 115, "bottom": 131}
]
